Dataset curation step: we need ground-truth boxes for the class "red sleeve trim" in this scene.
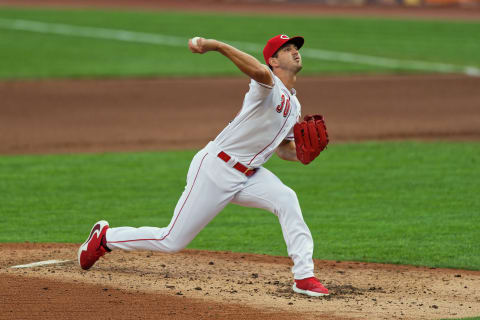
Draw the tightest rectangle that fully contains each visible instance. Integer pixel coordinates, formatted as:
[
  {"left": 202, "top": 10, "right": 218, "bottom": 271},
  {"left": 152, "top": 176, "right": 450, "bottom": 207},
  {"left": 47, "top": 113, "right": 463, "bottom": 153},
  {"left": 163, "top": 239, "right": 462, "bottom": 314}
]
[{"left": 256, "top": 81, "right": 274, "bottom": 89}]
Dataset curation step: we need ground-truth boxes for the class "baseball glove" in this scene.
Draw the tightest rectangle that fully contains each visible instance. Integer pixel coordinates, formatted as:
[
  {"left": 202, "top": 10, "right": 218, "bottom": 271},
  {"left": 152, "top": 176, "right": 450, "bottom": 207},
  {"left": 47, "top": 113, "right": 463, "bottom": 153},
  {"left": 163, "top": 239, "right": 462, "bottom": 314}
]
[{"left": 293, "top": 114, "right": 329, "bottom": 165}]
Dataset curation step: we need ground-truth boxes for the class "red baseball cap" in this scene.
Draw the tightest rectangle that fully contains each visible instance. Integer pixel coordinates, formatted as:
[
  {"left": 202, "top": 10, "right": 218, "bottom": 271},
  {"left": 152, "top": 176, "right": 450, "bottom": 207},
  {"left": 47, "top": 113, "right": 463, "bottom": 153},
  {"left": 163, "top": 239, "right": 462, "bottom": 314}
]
[{"left": 263, "top": 34, "right": 304, "bottom": 66}]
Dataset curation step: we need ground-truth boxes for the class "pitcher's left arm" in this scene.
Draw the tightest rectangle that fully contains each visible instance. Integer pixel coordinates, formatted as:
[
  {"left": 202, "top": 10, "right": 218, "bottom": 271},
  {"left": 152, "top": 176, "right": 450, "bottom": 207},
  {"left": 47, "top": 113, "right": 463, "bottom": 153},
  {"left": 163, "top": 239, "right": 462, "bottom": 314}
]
[{"left": 276, "top": 140, "right": 298, "bottom": 162}]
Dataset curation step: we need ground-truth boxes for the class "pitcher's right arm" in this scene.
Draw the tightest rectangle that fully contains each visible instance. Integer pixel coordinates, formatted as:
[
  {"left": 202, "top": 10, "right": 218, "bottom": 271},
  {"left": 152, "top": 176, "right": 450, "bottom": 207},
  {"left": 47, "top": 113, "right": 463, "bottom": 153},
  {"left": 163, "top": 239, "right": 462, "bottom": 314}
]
[{"left": 188, "top": 37, "right": 273, "bottom": 87}]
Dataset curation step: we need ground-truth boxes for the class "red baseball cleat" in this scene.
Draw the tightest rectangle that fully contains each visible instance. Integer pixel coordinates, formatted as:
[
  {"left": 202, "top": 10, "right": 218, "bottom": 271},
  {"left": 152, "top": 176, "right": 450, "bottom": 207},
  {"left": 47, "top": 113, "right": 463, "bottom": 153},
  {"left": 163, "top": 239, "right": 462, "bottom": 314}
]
[
  {"left": 293, "top": 277, "right": 329, "bottom": 297},
  {"left": 78, "top": 220, "right": 110, "bottom": 270}
]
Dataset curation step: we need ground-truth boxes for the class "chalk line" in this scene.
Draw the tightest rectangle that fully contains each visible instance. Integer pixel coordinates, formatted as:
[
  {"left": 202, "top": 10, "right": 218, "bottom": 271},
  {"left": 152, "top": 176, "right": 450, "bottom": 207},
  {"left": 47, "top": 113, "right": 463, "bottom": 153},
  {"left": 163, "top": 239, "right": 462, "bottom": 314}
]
[
  {"left": 10, "top": 259, "right": 72, "bottom": 269},
  {"left": 0, "top": 18, "right": 479, "bottom": 76}
]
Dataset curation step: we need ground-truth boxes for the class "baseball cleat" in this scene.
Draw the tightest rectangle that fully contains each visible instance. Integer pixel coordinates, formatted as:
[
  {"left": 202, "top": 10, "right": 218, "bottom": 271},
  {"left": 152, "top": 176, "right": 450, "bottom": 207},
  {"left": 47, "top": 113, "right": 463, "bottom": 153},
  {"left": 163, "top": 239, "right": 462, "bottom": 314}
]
[
  {"left": 292, "top": 277, "right": 329, "bottom": 297},
  {"left": 78, "top": 220, "right": 110, "bottom": 270}
]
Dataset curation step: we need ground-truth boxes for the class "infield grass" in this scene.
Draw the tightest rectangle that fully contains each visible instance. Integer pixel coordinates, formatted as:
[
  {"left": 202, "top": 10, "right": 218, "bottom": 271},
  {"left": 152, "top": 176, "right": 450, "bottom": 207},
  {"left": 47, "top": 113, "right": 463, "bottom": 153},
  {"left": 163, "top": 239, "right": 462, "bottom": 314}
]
[
  {"left": 1, "top": 141, "right": 479, "bottom": 270},
  {"left": 0, "top": 7, "right": 479, "bottom": 78}
]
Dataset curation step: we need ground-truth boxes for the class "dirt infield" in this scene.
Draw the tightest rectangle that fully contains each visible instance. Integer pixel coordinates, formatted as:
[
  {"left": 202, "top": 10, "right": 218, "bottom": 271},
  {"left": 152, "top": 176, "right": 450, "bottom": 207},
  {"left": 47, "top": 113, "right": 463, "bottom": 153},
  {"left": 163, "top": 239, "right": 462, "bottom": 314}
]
[
  {"left": 1, "top": 0, "right": 480, "bottom": 20},
  {"left": 2, "top": 75, "right": 480, "bottom": 155}
]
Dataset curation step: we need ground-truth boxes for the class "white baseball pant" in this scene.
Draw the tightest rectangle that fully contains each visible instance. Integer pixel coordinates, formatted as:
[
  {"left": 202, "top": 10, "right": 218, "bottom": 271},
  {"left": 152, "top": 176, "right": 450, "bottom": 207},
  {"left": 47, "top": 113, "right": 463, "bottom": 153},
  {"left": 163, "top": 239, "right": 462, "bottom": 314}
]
[{"left": 106, "top": 141, "right": 315, "bottom": 279}]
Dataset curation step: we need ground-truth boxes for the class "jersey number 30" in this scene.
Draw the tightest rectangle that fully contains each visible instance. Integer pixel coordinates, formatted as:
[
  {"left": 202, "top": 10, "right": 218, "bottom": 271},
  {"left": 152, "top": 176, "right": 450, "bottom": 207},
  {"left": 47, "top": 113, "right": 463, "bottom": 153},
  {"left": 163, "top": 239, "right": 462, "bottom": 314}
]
[{"left": 276, "top": 94, "right": 291, "bottom": 117}]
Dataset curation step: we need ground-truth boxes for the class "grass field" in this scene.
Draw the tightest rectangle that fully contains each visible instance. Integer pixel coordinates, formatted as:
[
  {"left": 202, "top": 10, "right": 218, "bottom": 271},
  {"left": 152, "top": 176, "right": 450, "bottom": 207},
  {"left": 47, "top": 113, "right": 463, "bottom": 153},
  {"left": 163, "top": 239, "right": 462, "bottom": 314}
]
[
  {"left": 0, "top": 7, "right": 479, "bottom": 78},
  {"left": 1, "top": 142, "right": 479, "bottom": 270}
]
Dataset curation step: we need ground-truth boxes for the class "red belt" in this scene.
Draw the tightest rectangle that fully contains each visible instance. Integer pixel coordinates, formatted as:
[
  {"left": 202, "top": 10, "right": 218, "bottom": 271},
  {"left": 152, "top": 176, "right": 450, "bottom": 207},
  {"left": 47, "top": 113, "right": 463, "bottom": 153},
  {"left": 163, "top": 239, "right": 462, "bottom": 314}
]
[{"left": 217, "top": 151, "right": 257, "bottom": 177}]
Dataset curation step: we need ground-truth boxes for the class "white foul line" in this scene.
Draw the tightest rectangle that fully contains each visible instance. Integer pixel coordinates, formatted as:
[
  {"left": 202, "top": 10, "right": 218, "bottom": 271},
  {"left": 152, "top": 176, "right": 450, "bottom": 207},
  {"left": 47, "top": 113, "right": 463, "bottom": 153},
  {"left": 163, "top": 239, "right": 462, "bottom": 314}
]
[
  {"left": 10, "top": 259, "right": 72, "bottom": 269},
  {"left": 0, "top": 18, "right": 479, "bottom": 77}
]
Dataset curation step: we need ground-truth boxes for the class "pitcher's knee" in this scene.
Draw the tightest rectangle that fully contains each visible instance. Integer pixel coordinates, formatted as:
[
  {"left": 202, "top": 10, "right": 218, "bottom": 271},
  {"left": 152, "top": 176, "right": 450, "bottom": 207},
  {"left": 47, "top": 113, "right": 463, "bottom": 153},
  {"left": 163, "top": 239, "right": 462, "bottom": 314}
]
[
  {"left": 160, "top": 240, "right": 187, "bottom": 253},
  {"left": 275, "top": 187, "right": 301, "bottom": 212}
]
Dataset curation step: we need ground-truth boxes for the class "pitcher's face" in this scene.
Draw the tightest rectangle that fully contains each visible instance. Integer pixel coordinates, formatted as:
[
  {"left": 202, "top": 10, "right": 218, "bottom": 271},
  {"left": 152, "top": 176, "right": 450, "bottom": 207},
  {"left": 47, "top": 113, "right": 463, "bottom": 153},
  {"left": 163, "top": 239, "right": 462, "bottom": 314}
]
[{"left": 273, "top": 43, "right": 303, "bottom": 73}]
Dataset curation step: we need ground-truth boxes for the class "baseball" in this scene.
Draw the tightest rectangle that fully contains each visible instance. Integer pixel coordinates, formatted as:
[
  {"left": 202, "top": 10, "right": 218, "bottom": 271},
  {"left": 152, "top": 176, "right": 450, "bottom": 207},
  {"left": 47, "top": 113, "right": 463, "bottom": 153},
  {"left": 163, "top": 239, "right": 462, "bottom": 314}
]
[{"left": 192, "top": 37, "right": 200, "bottom": 47}]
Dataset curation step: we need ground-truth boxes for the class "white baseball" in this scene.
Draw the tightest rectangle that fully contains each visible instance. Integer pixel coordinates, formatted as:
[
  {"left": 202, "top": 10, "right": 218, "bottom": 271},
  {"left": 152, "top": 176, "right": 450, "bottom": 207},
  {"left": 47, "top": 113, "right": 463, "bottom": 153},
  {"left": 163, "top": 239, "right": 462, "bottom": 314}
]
[{"left": 192, "top": 37, "right": 200, "bottom": 47}]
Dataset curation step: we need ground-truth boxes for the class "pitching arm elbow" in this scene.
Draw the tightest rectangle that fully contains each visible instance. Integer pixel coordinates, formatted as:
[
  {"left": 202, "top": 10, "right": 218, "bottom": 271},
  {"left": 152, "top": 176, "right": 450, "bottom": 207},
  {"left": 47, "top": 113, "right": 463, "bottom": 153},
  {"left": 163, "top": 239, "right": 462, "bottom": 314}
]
[{"left": 217, "top": 43, "right": 273, "bottom": 86}]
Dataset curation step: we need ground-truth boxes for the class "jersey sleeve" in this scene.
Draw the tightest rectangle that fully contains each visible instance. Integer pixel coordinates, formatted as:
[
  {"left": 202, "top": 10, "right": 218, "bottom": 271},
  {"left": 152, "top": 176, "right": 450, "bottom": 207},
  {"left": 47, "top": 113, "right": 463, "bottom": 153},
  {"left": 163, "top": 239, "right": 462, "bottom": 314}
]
[
  {"left": 247, "top": 67, "right": 275, "bottom": 100},
  {"left": 285, "top": 126, "right": 295, "bottom": 141}
]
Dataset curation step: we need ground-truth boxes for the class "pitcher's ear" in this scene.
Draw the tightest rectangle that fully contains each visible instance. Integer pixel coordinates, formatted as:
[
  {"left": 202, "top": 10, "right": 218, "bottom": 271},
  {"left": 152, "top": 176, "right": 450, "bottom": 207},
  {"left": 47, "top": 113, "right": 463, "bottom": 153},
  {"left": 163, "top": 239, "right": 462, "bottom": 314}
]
[{"left": 268, "top": 56, "right": 277, "bottom": 68}]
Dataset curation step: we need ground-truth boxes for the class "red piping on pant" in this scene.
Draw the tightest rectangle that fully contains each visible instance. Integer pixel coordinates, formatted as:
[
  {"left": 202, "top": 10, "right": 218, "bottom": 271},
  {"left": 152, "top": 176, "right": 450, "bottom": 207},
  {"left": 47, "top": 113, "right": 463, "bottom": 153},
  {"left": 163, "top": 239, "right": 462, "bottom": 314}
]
[{"left": 107, "top": 153, "right": 208, "bottom": 245}]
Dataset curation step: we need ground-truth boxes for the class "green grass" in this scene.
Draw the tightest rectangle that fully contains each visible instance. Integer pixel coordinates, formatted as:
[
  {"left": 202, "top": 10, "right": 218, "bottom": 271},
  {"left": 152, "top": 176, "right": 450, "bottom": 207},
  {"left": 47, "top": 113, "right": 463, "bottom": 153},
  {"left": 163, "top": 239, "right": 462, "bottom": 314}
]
[
  {"left": 0, "top": 7, "right": 479, "bottom": 78},
  {"left": 1, "top": 141, "right": 479, "bottom": 270}
]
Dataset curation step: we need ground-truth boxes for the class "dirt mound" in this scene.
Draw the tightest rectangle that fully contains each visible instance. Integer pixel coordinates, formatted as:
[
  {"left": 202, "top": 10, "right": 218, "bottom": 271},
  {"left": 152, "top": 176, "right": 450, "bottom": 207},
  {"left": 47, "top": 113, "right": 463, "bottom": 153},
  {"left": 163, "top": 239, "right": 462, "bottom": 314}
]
[{"left": 1, "top": 243, "right": 479, "bottom": 320}]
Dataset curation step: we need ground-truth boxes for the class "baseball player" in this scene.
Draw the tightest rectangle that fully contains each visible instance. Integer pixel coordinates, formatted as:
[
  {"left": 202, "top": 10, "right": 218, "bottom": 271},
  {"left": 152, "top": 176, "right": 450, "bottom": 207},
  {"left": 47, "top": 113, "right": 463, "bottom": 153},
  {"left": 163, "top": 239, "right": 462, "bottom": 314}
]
[{"left": 78, "top": 34, "right": 329, "bottom": 297}]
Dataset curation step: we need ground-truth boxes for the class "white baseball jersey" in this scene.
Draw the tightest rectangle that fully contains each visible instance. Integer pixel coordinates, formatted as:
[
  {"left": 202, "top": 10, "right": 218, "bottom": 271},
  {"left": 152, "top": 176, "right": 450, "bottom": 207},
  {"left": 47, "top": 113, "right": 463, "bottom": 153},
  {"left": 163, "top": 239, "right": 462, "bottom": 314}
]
[
  {"left": 106, "top": 69, "right": 315, "bottom": 280},
  {"left": 215, "top": 70, "right": 301, "bottom": 168}
]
